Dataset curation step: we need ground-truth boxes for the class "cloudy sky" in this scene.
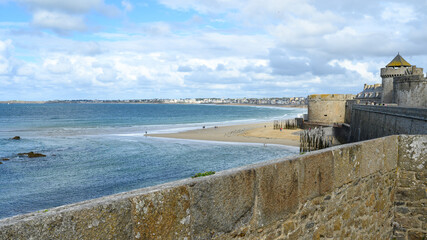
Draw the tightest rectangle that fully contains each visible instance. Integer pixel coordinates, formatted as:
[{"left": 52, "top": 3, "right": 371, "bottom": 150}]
[{"left": 0, "top": 0, "right": 426, "bottom": 100}]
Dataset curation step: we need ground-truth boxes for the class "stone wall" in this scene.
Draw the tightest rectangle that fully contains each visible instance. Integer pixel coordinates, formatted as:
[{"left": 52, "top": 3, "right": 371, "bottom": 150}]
[
  {"left": 393, "top": 135, "right": 427, "bottom": 239},
  {"left": 349, "top": 105, "right": 427, "bottom": 142},
  {"left": 393, "top": 74, "right": 427, "bottom": 108},
  {"left": 308, "top": 94, "right": 355, "bottom": 124},
  {"left": 0, "top": 135, "right": 426, "bottom": 240},
  {"left": 345, "top": 99, "right": 358, "bottom": 124}
]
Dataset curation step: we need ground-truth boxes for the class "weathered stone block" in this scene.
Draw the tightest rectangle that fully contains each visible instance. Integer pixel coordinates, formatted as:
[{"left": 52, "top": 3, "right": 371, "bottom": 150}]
[
  {"left": 298, "top": 151, "right": 334, "bottom": 201},
  {"left": 398, "top": 135, "right": 427, "bottom": 172},
  {"left": 254, "top": 159, "right": 299, "bottom": 227},
  {"left": 407, "top": 230, "right": 426, "bottom": 240},
  {"left": 331, "top": 143, "right": 362, "bottom": 188},
  {"left": 130, "top": 186, "right": 191, "bottom": 239},
  {"left": 395, "top": 187, "right": 426, "bottom": 202},
  {"left": 360, "top": 138, "right": 385, "bottom": 177},
  {"left": 0, "top": 197, "right": 133, "bottom": 240},
  {"left": 394, "top": 212, "right": 421, "bottom": 229},
  {"left": 397, "top": 171, "right": 417, "bottom": 188},
  {"left": 188, "top": 169, "right": 256, "bottom": 238},
  {"left": 383, "top": 135, "right": 398, "bottom": 171}
]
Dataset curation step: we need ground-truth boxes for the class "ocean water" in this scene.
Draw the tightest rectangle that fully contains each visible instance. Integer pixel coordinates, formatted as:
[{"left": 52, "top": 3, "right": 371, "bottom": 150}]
[{"left": 0, "top": 103, "right": 306, "bottom": 219}]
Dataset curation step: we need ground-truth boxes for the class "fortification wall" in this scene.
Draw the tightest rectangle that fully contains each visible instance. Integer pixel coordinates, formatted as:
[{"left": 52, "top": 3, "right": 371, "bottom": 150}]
[
  {"left": 349, "top": 105, "right": 427, "bottom": 142},
  {"left": 381, "top": 67, "right": 407, "bottom": 103},
  {"left": 1, "top": 135, "right": 425, "bottom": 239},
  {"left": 345, "top": 99, "right": 358, "bottom": 124},
  {"left": 308, "top": 94, "right": 355, "bottom": 124},
  {"left": 393, "top": 74, "right": 427, "bottom": 108}
]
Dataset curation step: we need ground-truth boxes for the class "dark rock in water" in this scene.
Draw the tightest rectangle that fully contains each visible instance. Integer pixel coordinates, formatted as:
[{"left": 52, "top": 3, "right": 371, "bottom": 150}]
[
  {"left": 0, "top": 162, "right": 2, "bottom": 164},
  {"left": 11, "top": 136, "right": 20, "bottom": 140},
  {"left": 17, "top": 152, "right": 46, "bottom": 158},
  {"left": 28, "top": 152, "right": 46, "bottom": 158},
  {"left": 1, "top": 158, "right": 9, "bottom": 161}
]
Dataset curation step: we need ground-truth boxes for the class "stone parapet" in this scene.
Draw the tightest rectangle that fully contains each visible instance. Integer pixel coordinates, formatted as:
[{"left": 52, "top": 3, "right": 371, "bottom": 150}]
[
  {"left": 393, "top": 75, "right": 427, "bottom": 108},
  {"left": 380, "top": 67, "right": 407, "bottom": 78},
  {"left": 0, "top": 135, "right": 426, "bottom": 239}
]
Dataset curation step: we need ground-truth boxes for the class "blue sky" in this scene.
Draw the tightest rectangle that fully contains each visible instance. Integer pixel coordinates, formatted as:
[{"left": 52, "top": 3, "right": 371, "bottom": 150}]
[{"left": 0, "top": 0, "right": 426, "bottom": 100}]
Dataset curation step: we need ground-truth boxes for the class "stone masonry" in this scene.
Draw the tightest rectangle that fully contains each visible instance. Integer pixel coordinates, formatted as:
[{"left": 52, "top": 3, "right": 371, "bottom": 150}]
[{"left": 393, "top": 135, "right": 427, "bottom": 239}]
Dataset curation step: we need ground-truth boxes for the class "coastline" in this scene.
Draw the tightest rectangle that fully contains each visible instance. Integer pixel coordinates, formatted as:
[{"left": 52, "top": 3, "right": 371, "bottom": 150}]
[
  {"left": 0, "top": 101, "right": 307, "bottom": 109},
  {"left": 148, "top": 121, "right": 301, "bottom": 147},
  {"left": 220, "top": 103, "right": 307, "bottom": 109}
]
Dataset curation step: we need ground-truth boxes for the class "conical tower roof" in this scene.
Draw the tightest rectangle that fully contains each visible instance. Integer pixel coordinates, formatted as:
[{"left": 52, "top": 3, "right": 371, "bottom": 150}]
[{"left": 386, "top": 53, "right": 411, "bottom": 67}]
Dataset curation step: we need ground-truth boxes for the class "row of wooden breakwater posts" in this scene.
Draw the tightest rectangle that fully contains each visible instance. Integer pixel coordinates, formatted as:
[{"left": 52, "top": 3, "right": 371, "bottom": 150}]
[
  {"left": 273, "top": 118, "right": 303, "bottom": 129},
  {"left": 299, "top": 127, "right": 333, "bottom": 153},
  {"left": 273, "top": 119, "right": 333, "bottom": 153}
]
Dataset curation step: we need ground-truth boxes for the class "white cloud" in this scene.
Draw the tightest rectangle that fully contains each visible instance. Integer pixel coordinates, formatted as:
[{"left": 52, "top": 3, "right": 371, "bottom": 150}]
[
  {"left": 121, "top": 0, "right": 133, "bottom": 12},
  {"left": 17, "top": 0, "right": 104, "bottom": 13},
  {"left": 328, "top": 59, "right": 378, "bottom": 84},
  {"left": 32, "top": 10, "right": 86, "bottom": 32},
  {"left": 15, "top": 0, "right": 120, "bottom": 33},
  {"left": 43, "top": 56, "right": 73, "bottom": 74},
  {"left": 16, "top": 63, "right": 36, "bottom": 76},
  {"left": 0, "top": 39, "right": 13, "bottom": 75},
  {"left": 381, "top": 4, "right": 416, "bottom": 24}
]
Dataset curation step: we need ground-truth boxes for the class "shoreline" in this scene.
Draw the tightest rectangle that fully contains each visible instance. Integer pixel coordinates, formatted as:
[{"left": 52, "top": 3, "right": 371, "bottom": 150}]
[
  {"left": 148, "top": 121, "right": 302, "bottom": 147},
  {"left": 220, "top": 103, "right": 307, "bottom": 109},
  {"left": 0, "top": 101, "right": 307, "bottom": 109}
]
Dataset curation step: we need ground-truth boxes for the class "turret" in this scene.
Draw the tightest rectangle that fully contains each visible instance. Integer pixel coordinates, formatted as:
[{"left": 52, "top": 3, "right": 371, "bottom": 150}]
[{"left": 380, "top": 53, "right": 411, "bottom": 103}]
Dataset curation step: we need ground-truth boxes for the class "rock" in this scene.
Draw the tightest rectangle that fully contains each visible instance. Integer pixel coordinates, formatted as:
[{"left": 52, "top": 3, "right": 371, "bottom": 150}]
[
  {"left": 2, "top": 158, "right": 10, "bottom": 161},
  {"left": 0, "top": 162, "right": 2, "bottom": 164},
  {"left": 11, "top": 136, "right": 20, "bottom": 140},
  {"left": 17, "top": 152, "right": 46, "bottom": 158}
]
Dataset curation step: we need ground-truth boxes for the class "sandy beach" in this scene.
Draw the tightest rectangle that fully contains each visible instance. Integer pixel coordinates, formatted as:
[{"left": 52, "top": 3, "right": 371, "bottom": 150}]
[{"left": 148, "top": 122, "right": 302, "bottom": 147}]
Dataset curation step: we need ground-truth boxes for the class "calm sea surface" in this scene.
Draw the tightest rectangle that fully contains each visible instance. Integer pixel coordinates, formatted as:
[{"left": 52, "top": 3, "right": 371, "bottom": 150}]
[{"left": 0, "top": 103, "right": 306, "bottom": 219}]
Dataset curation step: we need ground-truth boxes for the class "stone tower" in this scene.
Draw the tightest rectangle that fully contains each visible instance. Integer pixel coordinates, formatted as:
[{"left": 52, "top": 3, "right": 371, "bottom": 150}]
[{"left": 380, "top": 53, "right": 411, "bottom": 103}]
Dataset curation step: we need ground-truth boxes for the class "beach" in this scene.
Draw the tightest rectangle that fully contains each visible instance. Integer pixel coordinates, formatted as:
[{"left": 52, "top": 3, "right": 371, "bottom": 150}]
[{"left": 148, "top": 121, "right": 301, "bottom": 147}]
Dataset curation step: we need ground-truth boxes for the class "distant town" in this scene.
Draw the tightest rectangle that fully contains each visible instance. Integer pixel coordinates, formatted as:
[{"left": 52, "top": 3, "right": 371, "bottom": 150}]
[{"left": 2, "top": 97, "right": 308, "bottom": 106}]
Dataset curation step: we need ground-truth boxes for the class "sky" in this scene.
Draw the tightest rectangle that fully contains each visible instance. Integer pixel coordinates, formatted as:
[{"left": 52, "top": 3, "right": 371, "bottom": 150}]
[{"left": 0, "top": 0, "right": 426, "bottom": 100}]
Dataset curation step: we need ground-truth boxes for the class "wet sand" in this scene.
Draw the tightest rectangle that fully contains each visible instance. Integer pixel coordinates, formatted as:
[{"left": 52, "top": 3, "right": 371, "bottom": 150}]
[{"left": 148, "top": 122, "right": 301, "bottom": 147}]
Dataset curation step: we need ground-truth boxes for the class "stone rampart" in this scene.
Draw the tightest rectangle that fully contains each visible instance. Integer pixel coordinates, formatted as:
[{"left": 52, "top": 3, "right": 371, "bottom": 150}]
[
  {"left": 393, "top": 74, "right": 427, "bottom": 108},
  {"left": 0, "top": 135, "right": 426, "bottom": 240},
  {"left": 308, "top": 94, "right": 355, "bottom": 124},
  {"left": 349, "top": 105, "right": 427, "bottom": 142}
]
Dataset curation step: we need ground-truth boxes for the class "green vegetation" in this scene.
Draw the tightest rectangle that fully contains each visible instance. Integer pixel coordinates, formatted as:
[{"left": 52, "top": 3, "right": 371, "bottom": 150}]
[{"left": 192, "top": 171, "right": 215, "bottom": 178}]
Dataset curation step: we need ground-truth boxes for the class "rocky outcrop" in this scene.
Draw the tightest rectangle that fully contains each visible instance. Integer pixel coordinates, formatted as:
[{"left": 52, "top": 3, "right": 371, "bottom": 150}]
[
  {"left": 1, "top": 158, "right": 9, "bottom": 161},
  {"left": 17, "top": 152, "right": 46, "bottom": 158},
  {"left": 11, "top": 136, "right": 20, "bottom": 140}
]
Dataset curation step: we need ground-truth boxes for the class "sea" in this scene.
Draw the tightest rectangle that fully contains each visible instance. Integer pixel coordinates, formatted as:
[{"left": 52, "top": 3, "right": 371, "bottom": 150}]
[{"left": 0, "top": 103, "right": 306, "bottom": 219}]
